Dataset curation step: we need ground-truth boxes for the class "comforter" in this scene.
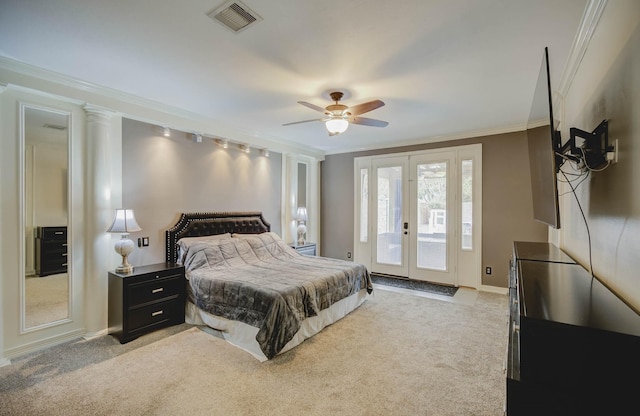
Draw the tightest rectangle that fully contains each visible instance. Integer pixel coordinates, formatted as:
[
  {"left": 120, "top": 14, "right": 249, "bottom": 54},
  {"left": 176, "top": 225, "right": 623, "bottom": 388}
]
[{"left": 181, "top": 232, "right": 372, "bottom": 359}]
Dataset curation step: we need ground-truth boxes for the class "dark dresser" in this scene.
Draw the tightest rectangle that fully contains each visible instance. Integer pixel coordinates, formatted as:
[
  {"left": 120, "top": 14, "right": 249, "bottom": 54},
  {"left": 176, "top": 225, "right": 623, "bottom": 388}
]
[
  {"left": 506, "top": 241, "right": 640, "bottom": 415},
  {"left": 108, "top": 262, "right": 185, "bottom": 343},
  {"left": 35, "top": 226, "right": 68, "bottom": 276}
]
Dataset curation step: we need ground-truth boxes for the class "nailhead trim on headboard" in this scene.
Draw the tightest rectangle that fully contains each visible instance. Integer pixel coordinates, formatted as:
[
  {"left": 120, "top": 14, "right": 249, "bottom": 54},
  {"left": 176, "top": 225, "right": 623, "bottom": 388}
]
[{"left": 165, "top": 212, "right": 271, "bottom": 263}]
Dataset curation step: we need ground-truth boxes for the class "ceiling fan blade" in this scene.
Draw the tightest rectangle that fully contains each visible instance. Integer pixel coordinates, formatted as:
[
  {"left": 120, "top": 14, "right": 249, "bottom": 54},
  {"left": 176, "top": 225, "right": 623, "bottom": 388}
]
[
  {"left": 282, "top": 118, "right": 324, "bottom": 126},
  {"left": 297, "top": 101, "right": 328, "bottom": 113},
  {"left": 350, "top": 116, "right": 389, "bottom": 127},
  {"left": 347, "top": 99, "right": 385, "bottom": 116}
]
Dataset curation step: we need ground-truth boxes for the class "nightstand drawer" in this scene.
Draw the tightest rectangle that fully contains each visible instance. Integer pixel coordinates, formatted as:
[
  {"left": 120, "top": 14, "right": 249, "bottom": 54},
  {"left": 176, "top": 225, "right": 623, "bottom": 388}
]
[
  {"left": 128, "top": 298, "right": 183, "bottom": 334},
  {"left": 128, "top": 275, "right": 183, "bottom": 306}
]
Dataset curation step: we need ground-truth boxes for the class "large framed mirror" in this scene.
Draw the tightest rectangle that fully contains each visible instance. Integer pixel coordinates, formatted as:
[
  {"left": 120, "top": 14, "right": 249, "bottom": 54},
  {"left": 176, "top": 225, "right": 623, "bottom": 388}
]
[{"left": 21, "top": 104, "right": 71, "bottom": 332}]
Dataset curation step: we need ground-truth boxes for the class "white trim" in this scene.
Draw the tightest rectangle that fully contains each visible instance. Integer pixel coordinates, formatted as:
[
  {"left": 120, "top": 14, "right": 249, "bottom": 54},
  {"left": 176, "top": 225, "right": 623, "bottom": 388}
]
[
  {"left": 354, "top": 143, "right": 482, "bottom": 288},
  {"left": 328, "top": 123, "right": 524, "bottom": 155},
  {"left": 83, "top": 329, "right": 109, "bottom": 341},
  {"left": 0, "top": 56, "right": 325, "bottom": 160},
  {"left": 2, "top": 328, "right": 84, "bottom": 360},
  {"left": 480, "top": 285, "right": 508, "bottom": 295},
  {"left": 556, "top": 0, "right": 608, "bottom": 99}
]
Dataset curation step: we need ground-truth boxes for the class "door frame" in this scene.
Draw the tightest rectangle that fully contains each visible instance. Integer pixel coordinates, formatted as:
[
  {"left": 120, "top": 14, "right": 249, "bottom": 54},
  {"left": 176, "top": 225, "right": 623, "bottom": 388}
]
[{"left": 353, "top": 144, "right": 482, "bottom": 288}]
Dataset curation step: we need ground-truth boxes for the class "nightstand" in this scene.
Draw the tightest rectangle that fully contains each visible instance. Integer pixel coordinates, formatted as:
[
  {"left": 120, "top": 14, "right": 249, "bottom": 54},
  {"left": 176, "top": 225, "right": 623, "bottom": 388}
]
[
  {"left": 290, "top": 242, "right": 317, "bottom": 256},
  {"left": 108, "top": 262, "right": 185, "bottom": 343}
]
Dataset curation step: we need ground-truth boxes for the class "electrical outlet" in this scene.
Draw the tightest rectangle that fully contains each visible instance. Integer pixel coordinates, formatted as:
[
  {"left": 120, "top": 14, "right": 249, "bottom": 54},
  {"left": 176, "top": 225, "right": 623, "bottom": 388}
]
[
  {"left": 347, "top": 251, "right": 352, "bottom": 259},
  {"left": 485, "top": 266, "right": 492, "bottom": 275},
  {"left": 606, "top": 139, "right": 618, "bottom": 163},
  {"left": 142, "top": 237, "right": 149, "bottom": 247}
]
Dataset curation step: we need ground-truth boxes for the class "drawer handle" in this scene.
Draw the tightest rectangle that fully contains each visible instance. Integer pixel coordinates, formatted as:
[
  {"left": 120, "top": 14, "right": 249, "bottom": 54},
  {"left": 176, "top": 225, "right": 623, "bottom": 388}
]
[
  {"left": 62, "top": 263, "right": 68, "bottom": 267},
  {"left": 62, "top": 243, "right": 68, "bottom": 247},
  {"left": 54, "top": 231, "right": 64, "bottom": 235},
  {"left": 62, "top": 253, "right": 68, "bottom": 257},
  {"left": 151, "top": 310, "right": 164, "bottom": 317},
  {"left": 512, "top": 322, "right": 520, "bottom": 333},
  {"left": 152, "top": 288, "right": 164, "bottom": 294}
]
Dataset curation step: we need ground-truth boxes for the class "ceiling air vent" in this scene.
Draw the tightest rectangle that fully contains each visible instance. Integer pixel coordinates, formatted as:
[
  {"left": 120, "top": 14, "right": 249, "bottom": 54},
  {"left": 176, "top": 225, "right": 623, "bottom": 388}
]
[{"left": 208, "top": 1, "right": 262, "bottom": 33}]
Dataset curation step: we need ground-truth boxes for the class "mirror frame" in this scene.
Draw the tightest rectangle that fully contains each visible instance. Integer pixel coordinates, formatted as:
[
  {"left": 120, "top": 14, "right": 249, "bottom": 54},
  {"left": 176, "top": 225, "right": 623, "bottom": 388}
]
[{"left": 19, "top": 102, "right": 73, "bottom": 333}]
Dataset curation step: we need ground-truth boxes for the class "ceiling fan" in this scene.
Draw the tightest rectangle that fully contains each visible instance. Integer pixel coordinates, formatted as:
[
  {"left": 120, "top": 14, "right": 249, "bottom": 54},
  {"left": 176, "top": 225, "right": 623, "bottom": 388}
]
[{"left": 283, "top": 91, "right": 388, "bottom": 136}]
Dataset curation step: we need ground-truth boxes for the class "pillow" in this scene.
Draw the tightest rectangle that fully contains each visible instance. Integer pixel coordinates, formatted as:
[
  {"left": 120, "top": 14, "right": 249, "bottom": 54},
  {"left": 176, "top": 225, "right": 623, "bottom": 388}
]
[
  {"left": 231, "top": 233, "right": 259, "bottom": 238},
  {"left": 232, "top": 232, "right": 283, "bottom": 242},
  {"left": 176, "top": 233, "right": 231, "bottom": 263}
]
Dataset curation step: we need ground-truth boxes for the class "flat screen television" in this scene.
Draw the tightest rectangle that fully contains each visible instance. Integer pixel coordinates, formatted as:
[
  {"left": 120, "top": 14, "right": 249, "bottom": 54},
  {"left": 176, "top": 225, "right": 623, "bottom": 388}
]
[{"left": 526, "top": 47, "right": 561, "bottom": 229}]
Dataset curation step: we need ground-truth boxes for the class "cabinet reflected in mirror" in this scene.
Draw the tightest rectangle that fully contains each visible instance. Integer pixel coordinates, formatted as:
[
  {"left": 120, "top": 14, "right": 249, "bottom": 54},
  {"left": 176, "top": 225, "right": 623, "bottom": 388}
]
[{"left": 23, "top": 105, "right": 70, "bottom": 330}]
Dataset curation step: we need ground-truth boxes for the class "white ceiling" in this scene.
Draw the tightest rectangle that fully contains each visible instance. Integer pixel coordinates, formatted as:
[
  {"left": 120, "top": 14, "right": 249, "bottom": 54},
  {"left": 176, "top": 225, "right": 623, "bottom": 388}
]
[{"left": 0, "top": 0, "right": 589, "bottom": 155}]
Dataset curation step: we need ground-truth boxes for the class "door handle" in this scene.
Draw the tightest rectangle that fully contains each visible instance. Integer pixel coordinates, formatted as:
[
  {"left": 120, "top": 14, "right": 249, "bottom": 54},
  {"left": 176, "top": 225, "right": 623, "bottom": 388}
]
[{"left": 404, "top": 222, "right": 408, "bottom": 234}]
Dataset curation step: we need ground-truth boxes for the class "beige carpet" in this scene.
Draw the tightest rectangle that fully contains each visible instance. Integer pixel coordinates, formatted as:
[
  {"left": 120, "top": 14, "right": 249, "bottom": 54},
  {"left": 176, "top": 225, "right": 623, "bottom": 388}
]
[
  {"left": 25, "top": 274, "right": 68, "bottom": 327},
  {"left": 0, "top": 288, "right": 508, "bottom": 416}
]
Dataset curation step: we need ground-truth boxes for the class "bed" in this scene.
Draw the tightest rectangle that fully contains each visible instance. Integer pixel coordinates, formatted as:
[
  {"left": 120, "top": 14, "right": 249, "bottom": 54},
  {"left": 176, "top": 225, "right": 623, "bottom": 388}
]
[{"left": 166, "top": 212, "right": 373, "bottom": 361}]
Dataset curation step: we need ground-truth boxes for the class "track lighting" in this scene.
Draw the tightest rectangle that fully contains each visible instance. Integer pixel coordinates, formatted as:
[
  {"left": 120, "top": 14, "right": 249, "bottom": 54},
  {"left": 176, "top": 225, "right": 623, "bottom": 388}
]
[
  {"left": 214, "top": 138, "right": 229, "bottom": 149},
  {"left": 192, "top": 133, "right": 202, "bottom": 143},
  {"left": 240, "top": 144, "right": 251, "bottom": 154},
  {"left": 261, "top": 148, "right": 269, "bottom": 157},
  {"left": 163, "top": 126, "right": 171, "bottom": 137}
]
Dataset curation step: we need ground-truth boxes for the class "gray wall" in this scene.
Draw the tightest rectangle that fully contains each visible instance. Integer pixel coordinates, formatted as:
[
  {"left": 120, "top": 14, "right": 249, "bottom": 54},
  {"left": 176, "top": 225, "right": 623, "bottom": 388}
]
[
  {"left": 321, "top": 131, "right": 548, "bottom": 288},
  {"left": 559, "top": 1, "right": 640, "bottom": 310},
  {"left": 121, "top": 118, "right": 282, "bottom": 266}
]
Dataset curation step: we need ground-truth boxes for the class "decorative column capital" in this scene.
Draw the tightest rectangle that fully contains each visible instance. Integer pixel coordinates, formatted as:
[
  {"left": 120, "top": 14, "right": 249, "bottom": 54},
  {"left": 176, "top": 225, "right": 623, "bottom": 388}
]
[{"left": 83, "top": 104, "right": 115, "bottom": 121}]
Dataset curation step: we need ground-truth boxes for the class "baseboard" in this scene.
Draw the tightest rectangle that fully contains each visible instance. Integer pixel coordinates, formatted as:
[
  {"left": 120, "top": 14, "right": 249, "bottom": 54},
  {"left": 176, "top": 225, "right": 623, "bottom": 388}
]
[
  {"left": 480, "top": 285, "right": 508, "bottom": 295},
  {"left": 83, "top": 329, "right": 108, "bottom": 341},
  {"left": 3, "top": 328, "right": 85, "bottom": 360},
  {"left": 0, "top": 357, "right": 11, "bottom": 367}
]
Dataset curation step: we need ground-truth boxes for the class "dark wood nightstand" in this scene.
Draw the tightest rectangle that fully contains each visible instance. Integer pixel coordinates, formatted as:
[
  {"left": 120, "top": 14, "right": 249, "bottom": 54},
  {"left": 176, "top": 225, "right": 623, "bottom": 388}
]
[
  {"left": 108, "top": 262, "right": 185, "bottom": 343},
  {"left": 290, "top": 243, "right": 316, "bottom": 256}
]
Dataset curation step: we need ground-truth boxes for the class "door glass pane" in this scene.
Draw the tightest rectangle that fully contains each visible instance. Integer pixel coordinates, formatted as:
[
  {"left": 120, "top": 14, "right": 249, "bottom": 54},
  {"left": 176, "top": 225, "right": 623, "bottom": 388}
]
[
  {"left": 461, "top": 159, "right": 473, "bottom": 250},
  {"left": 416, "top": 162, "right": 447, "bottom": 270},
  {"left": 377, "top": 166, "right": 402, "bottom": 265},
  {"left": 360, "top": 168, "right": 368, "bottom": 243}
]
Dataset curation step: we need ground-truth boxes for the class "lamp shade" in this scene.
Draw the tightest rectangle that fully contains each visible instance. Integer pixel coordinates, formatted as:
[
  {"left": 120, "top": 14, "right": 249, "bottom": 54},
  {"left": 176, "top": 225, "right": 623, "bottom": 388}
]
[
  {"left": 296, "top": 207, "right": 308, "bottom": 222},
  {"left": 107, "top": 209, "right": 142, "bottom": 234},
  {"left": 325, "top": 118, "right": 349, "bottom": 134}
]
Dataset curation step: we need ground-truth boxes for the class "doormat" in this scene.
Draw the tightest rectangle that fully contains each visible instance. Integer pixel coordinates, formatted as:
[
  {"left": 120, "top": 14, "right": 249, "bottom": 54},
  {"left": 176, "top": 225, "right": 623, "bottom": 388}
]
[{"left": 371, "top": 273, "right": 458, "bottom": 297}]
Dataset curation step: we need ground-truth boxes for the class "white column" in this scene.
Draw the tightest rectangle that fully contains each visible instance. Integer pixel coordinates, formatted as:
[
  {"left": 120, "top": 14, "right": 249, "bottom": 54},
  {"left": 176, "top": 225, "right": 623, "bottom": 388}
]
[{"left": 83, "top": 105, "right": 117, "bottom": 338}]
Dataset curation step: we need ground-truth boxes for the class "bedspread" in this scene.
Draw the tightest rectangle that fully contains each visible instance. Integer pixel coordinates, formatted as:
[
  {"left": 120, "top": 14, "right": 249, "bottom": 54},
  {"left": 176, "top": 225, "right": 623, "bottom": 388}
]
[{"left": 181, "top": 232, "right": 372, "bottom": 359}]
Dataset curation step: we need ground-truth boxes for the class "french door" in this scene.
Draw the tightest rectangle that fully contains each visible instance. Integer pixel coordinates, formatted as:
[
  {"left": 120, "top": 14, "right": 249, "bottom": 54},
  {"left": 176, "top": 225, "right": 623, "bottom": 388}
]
[{"left": 354, "top": 145, "right": 482, "bottom": 288}]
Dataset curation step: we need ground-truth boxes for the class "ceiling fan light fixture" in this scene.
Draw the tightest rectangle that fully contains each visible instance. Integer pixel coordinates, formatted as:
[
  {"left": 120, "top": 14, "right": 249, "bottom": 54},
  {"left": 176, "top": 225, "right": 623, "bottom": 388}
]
[{"left": 326, "top": 118, "right": 349, "bottom": 135}]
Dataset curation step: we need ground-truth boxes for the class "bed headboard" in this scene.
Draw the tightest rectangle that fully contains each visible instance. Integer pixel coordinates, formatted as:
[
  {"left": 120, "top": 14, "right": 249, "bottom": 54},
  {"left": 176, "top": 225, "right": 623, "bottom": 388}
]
[{"left": 165, "top": 211, "right": 271, "bottom": 263}]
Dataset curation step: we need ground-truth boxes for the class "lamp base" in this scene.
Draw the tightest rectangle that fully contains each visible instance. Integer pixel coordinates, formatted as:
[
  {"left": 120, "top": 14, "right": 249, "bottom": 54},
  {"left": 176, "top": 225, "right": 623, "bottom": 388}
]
[
  {"left": 114, "top": 236, "right": 135, "bottom": 274},
  {"left": 115, "top": 263, "right": 134, "bottom": 274},
  {"left": 297, "top": 223, "right": 307, "bottom": 246}
]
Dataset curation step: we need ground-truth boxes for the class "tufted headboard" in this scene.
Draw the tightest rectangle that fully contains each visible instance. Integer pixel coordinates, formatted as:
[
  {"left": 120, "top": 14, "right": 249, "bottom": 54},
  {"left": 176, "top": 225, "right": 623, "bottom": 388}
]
[{"left": 165, "top": 211, "right": 271, "bottom": 263}]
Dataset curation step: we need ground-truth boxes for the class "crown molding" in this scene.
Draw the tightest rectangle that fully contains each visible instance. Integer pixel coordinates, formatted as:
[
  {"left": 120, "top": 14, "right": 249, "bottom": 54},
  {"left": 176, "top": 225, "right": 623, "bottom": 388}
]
[
  {"left": 557, "top": 0, "right": 607, "bottom": 98},
  {"left": 324, "top": 122, "right": 526, "bottom": 155},
  {"left": 0, "top": 56, "right": 325, "bottom": 160}
]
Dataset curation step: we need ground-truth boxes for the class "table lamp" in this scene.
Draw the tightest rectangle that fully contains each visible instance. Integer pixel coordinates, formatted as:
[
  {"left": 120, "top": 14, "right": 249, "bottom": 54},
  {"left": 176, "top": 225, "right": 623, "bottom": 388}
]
[{"left": 107, "top": 208, "right": 141, "bottom": 273}]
